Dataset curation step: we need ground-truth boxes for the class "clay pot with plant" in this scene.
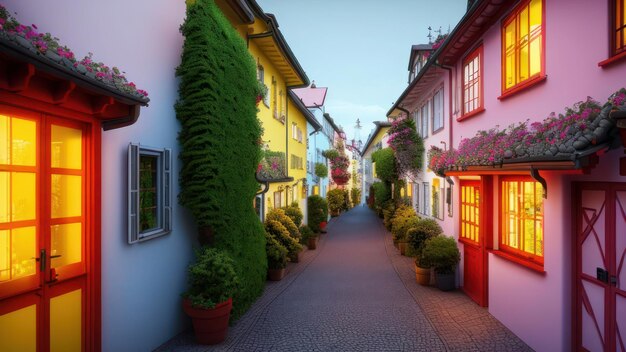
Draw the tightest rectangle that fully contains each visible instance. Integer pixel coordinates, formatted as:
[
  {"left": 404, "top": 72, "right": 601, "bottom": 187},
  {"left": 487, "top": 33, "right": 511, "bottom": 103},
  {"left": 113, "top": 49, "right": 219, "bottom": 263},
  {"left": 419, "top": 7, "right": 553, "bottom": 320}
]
[
  {"left": 182, "top": 248, "right": 239, "bottom": 345},
  {"left": 265, "top": 231, "right": 288, "bottom": 281},
  {"left": 421, "top": 235, "right": 461, "bottom": 291}
]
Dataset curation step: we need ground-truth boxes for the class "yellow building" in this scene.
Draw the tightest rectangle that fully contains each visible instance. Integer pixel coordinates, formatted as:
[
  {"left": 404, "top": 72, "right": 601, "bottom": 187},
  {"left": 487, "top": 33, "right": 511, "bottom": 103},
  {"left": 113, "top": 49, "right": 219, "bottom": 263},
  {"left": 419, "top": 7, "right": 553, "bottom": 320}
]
[
  {"left": 216, "top": 0, "right": 319, "bottom": 220},
  {"left": 361, "top": 121, "right": 391, "bottom": 202}
]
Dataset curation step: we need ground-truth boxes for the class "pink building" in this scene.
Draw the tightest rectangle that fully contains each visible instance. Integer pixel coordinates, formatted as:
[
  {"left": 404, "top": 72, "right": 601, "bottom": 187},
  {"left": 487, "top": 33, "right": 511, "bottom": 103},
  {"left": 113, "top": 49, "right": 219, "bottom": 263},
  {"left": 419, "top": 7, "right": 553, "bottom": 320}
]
[{"left": 389, "top": 1, "right": 626, "bottom": 351}]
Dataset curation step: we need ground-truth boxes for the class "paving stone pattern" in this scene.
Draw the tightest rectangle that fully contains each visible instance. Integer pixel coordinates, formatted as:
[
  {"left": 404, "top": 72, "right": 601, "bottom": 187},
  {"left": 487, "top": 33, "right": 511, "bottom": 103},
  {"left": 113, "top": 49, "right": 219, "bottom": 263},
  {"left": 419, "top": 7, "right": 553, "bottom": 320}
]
[{"left": 156, "top": 206, "right": 532, "bottom": 352}]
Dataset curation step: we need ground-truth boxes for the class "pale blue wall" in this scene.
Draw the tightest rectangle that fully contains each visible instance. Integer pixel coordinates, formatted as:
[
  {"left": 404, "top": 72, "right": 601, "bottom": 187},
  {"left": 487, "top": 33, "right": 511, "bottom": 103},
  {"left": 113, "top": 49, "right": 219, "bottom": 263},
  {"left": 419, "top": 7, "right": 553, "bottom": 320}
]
[
  {"left": 306, "top": 108, "right": 331, "bottom": 198},
  {"left": 4, "top": 1, "right": 196, "bottom": 351}
]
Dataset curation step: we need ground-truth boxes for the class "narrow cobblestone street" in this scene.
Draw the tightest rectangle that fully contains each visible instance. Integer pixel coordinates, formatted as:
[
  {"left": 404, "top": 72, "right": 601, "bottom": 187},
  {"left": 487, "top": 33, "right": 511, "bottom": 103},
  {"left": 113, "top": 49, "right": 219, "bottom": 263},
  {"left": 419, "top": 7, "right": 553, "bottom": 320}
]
[{"left": 157, "top": 206, "right": 532, "bottom": 352}]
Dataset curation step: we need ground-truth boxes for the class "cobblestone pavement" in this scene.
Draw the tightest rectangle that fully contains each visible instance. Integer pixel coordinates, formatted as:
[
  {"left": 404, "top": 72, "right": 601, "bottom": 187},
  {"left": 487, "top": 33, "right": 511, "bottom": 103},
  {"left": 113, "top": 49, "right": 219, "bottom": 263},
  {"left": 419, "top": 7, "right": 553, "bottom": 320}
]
[{"left": 156, "top": 206, "right": 532, "bottom": 352}]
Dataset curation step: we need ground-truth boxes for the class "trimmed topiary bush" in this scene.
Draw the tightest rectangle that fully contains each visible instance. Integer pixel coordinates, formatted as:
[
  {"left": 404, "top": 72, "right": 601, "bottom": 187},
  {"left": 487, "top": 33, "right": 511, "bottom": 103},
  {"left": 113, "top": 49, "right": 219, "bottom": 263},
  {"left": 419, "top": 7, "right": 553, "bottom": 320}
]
[
  {"left": 267, "top": 208, "right": 301, "bottom": 240},
  {"left": 327, "top": 189, "right": 346, "bottom": 216},
  {"left": 265, "top": 232, "right": 288, "bottom": 270},
  {"left": 176, "top": 0, "right": 265, "bottom": 320},
  {"left": 372, "top": 181, "right": 391, "bottom": 212},
  {"left": 265, "top": 220, "right": 302, "bottom": 259},
  {"left": 372, "top": 148, "right": 397, "bottom": 182},
  {"left": 307, "top": 195, "right": 328, "bottom": 232},
  {"left": 282, "top": 202, "right": 303, "bottom": 227},
  {"left": 391, "top": 212, "right": 419, "bottom": 242}
]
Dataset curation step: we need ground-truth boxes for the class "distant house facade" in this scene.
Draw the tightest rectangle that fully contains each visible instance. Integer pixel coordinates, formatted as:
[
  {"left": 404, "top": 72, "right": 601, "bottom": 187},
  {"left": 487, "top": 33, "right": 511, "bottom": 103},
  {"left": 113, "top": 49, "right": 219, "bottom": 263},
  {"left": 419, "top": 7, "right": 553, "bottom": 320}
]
[
  {"left": 292, "top": 85, "right": 330, "bottom": 199},
  {"left": 389, "top": 0, "right": 626, "bottom": 351},
  {"left": 360, "top": 121, "right": 391, "bottom": 204}
]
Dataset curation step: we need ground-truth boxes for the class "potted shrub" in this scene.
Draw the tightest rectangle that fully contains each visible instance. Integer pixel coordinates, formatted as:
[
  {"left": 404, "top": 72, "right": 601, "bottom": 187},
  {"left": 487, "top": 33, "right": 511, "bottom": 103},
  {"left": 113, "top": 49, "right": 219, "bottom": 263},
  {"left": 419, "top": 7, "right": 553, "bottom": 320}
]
[
  {"left": 307, "top": 195, "right": 328, "bottom": 233},
  {"left": 282, "top": 202, "right": 303, "bottom": 227},
  {"left": 407, "top": 219, "right": 442, "bottom": 285},
  {"left": 265, "top": 220, "right": 302, "bottom": 263},
  {"left": 327, "top": 189, "right": 345, "bottom": 217},
  {"left": 265, "top": 232, "right": 288, "bottom": 281},
  {"left": 182, "top": 247, "right": 238, "bottom": 345},
  {"left": 299, "top": 225, "right": 318, "bottom": 250},
  {"left": 421, "top": 236, "right": 460, "bottom": 291}
]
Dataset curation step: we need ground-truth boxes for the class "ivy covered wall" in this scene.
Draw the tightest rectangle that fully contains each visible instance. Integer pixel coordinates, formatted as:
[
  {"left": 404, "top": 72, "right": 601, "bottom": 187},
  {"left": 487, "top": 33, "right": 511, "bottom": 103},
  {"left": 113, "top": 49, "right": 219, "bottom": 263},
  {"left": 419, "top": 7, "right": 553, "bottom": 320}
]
[{"left": 176, "top": 0, "right": 266, "bottom": 319}]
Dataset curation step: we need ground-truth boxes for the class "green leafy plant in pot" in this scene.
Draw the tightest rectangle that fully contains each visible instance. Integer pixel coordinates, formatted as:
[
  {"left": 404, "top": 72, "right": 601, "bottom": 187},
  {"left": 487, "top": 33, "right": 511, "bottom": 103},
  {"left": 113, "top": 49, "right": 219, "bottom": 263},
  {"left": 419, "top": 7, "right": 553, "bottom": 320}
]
[
  {"left": 299, "top": 225, "right": 318, "bottom": 250},
  {"left": 307, "top": 195, "right": 328, "bottom": 233},
  {"left": 182, "top": 247, "right": 239, "bottom": 344},
  {"left": 265, "top": 231, "right": 288, "bottom": 281},
  {"left": 327, "top": 189, "right": 345, "bottom": 217},
  {"left": 421, "top": 235, "right": 460, "bottom": 291},
  {"left": 408, "top": 218, "right": 442, "bottom": 285}
]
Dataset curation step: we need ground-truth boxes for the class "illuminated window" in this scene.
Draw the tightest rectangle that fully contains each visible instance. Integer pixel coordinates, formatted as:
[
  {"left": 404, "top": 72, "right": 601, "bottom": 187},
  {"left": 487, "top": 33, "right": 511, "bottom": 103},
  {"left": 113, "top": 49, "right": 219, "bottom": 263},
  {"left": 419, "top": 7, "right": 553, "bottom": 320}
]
[
  {"left": 432, "top": 178, "right": 441, "bottom": 219},
  {"left": 613, "top": 0, "right": 626, "bottom": 56},
  {"left": 500, "top": 177, "right": 544, "bottom": 265},
  {"left": 462, "top": 46, "right": 483, "bottom": 117},
  {"left": 502, "top": 0, "right": 544, "bottom": 93},
  {"left": 128, "top": 144, "right": 172, "bottom": 243},
  {"left": 460, "top": 182, "right": 480, "bottom": 243},
  {"left": 423, "top": 182, "right": 430, "bottom": 216}
]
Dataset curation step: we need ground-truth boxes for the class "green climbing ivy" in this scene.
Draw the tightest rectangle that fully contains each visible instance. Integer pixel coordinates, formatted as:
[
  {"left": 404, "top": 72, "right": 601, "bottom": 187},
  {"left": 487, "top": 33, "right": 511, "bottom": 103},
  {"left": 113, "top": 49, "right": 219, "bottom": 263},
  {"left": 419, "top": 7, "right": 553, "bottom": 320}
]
[{"left": 175, "top": 0, "right": 266, "bottom": 320}]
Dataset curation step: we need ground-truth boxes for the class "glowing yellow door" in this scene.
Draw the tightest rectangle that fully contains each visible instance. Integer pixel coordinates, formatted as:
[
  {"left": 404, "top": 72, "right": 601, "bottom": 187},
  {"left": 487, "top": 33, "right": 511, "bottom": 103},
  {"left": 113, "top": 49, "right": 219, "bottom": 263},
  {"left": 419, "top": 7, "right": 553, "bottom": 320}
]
[{"left": 0, "top": 109, "right": 87, "bottom": 352}]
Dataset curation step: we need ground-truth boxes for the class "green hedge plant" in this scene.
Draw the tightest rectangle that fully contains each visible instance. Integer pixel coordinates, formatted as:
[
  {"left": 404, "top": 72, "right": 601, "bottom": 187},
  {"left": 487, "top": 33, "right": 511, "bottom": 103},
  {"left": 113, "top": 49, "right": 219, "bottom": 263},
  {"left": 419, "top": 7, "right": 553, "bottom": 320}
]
[
  {"left": 421, "top": 236, "right": 461, "bottom": 274},
  {"left": 176, "top": 0, "right": 266, "bottom": 319},
  {"left": 266, "top": 208, "right": 301, "bottom": 240},
  {"left": 282, "top": 202, "right": 303, "bottom": 227},
  {"left": 265, "top": 232, "right": 288, "bottom": 270},
  {"left": 298, "top": 225, "right": 316, "bottom": 244},
  {"left": 314, "top": 162, "right": 328, "bottom": 178},
  {"left": 307, "top": 195, "right": 328, "bottom": 232},
  {"left": 327, "top": 189, "right": 345, "bottom": 216},
  {"left": 408, "top": 218, "right": 443, "bottom": 256},
  {"left": 372, "top": 148, "right": 397, "bottom": 182},
  {"left": 265, "top": 220, "right": 302, "bottom": 259},
  {"left": 183, "top": 247, "right": 239, "bottom": 309}
]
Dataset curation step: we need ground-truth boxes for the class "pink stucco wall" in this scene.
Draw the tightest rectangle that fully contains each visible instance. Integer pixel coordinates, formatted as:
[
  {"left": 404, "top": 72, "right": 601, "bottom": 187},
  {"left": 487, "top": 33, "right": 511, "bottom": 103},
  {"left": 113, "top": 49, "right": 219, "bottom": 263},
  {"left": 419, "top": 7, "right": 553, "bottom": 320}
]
[{"left": 448, "top": 0, "right": 626, "bottom": 351}]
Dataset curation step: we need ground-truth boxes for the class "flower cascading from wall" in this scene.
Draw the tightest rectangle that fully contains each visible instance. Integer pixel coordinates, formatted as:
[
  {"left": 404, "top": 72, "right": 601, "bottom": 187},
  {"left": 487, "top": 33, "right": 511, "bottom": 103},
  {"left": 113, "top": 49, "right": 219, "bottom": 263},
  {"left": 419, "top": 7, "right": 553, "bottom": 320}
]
[
  {"left": 324, "top": 141, "right": 351, "bottom": 186},
  {"left": 387, "top": 117, "right": 424, "bottom": 181},
  {"left": 427, "top": 89, "right": 626, "bottom": 176}
]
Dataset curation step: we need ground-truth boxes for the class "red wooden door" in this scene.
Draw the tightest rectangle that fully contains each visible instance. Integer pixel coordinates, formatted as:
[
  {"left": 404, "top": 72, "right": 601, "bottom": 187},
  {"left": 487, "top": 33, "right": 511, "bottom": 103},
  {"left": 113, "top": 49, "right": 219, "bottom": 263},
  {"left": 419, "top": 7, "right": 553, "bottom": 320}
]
[
  {"left": 459, "top": 180, "right": 487, "bottom": 306},
  {"left": 0, "top": 106, "right": 91, "bottom": 351},
  {"left": 574, "top": 183, "right": 626, "bottom": 352}
]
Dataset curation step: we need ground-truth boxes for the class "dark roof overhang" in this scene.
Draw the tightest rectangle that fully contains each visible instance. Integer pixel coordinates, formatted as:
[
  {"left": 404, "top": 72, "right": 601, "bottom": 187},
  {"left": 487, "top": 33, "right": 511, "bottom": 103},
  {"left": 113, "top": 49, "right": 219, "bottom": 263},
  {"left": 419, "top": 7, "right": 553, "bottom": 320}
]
[
  {"left": 323, "top": 112, "right": 343, "bottom": 135},
  {"left": 246, "top": 1, "right": 309, "bottom": 87},
  {"left": 288, "top": 90, "right": 321, "bottom": 131},
  {"left": 407, "top": 44, "right": 432, "bottom": 71},
  {"left": 388, "top": 0, "right": 513, "bottom": 118},
  {"left": 0, "top": 37, "right": 148, "bottom": 130}
]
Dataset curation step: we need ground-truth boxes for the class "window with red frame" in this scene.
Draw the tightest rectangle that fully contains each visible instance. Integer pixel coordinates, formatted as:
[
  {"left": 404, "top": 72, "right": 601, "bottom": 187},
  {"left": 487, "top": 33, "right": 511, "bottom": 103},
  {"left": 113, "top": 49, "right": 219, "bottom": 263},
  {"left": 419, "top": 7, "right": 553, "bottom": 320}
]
[
  {"left": 462, "top": 46, "right": 483, "bottom": 117},
  {"left": 613, "top": 0, "right": 626, "bottom": 55},
  {"left": 502, "top": 0, "right": 544, "bottom": 93},
  {"left": 460, "top": 182, "right": 480, "bottom": 244},
  {"left": 500, "top": 177, "right": 544, "bottom": 265}
]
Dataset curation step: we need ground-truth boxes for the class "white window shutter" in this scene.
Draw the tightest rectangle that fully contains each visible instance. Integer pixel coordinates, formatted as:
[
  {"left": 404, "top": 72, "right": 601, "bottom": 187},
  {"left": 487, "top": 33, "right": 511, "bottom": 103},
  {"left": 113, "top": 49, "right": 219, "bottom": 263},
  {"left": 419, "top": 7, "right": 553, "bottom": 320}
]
[
  {"left": 128, "top": 143, "right": 140, "bottom": 243},
  {"left": 163, "top": 148, "right": 172, "bottom": 233}
]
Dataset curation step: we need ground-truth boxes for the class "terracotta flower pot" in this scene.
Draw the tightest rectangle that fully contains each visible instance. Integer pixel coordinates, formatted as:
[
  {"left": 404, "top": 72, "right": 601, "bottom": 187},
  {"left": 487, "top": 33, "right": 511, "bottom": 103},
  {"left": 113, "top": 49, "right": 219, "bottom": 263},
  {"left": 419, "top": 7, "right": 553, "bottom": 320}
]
[
  {"left": 398, "top": 241, "right": 408, "bottom": 256},
  {"left": 182, "top": 298, "right": 232, "bottom": 345},
  {"left": 308, "top": 236, "right": 318, "bottom": 250},
  {"left": 267, "top": 268, "right": 286, "bottom": 281},
  {"left": 414, "top": 262, "right": 431, "bottom": 286}
]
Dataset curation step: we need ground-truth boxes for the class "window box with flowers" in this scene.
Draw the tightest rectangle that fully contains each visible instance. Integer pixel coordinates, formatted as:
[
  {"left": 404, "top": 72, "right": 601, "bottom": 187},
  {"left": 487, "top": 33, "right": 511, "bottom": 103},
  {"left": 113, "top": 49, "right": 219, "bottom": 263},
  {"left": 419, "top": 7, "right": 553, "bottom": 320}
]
[{"left": 427, "top": 89, "right": 626, "bottom": 176}]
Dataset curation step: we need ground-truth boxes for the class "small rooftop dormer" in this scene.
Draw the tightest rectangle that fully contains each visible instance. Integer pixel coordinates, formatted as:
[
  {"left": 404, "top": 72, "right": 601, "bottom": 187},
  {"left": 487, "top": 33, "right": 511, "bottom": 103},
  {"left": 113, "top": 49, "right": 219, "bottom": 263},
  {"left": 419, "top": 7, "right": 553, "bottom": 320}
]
[{"left": 408, "top": 44, "right": 432, "bottom": 84}]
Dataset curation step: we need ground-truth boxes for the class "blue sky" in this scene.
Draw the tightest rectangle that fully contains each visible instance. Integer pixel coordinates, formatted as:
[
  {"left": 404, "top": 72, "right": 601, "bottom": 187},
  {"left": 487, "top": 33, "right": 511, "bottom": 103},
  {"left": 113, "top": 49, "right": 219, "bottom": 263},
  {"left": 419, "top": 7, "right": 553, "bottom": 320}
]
[{"left": 257, "top": 0, "right": 467, "bottom": 146}]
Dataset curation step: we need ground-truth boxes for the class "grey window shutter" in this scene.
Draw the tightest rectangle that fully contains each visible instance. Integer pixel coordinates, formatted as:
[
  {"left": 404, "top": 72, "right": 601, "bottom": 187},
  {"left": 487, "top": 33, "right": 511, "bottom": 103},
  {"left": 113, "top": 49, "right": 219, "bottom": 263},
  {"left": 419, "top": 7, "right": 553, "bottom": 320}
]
[
  {"left": 128, "top": 144, "right": 140, "bottom": 243},
  {"left": 163, "top": 148, "right": 172, "bottom": 233}
]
